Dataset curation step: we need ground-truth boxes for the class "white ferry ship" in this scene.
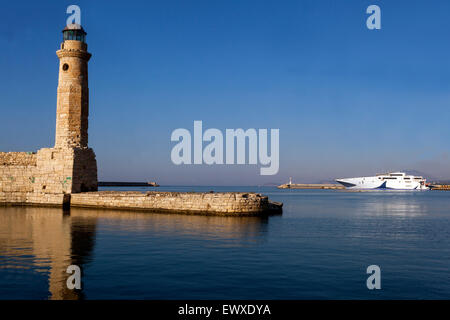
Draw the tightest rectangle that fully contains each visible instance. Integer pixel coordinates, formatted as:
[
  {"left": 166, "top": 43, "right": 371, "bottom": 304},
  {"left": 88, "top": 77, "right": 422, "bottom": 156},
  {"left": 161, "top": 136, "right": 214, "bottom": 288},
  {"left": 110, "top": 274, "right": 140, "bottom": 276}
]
[{"left": 335, "top": 172, "right": 429, "bottom": 190}]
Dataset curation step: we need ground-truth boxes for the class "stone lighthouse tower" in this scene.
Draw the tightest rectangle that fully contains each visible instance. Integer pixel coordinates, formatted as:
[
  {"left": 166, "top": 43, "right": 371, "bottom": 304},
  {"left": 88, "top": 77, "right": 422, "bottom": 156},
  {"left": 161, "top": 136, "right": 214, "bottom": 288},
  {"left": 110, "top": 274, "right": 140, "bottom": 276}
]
[
  {"left": 34, "top": 24, "right": 98, "bottom": 195},
  {"left": 55, "top": 24, "right": 91, "bottom": 149}
]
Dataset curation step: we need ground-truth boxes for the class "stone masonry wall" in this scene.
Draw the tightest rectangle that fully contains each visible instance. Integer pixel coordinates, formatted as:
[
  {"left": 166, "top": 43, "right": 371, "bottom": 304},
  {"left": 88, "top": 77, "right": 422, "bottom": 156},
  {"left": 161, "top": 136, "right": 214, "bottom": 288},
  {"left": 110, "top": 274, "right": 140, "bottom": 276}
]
[
  {"left": 0, "top": 147, "right": 97, "bottom": 206},
  {"left": 34, "top": 148, "right": 76, "bottom": 194},
  {"left": 35, "top": 147, "right": 97, "bottom": 194},
  {"left": 72, "top": 148, "right": 97, "bottom": 192},
  {"left": 70, "top": 191, "right": 277, "bottom": 215},
  {"left": 0, "top": 152, "right": 37, "bottom": 203},
  {"left": 0, "top": 152, "right": 37, "bottom": 166}
]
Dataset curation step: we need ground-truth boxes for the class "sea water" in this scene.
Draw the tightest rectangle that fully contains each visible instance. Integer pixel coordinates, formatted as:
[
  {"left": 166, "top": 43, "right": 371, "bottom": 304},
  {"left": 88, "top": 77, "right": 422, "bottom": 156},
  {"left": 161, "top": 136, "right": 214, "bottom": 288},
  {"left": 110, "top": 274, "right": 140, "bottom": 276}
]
[{"left": 0, "top": 187, "right": 449, "bottom": 299}]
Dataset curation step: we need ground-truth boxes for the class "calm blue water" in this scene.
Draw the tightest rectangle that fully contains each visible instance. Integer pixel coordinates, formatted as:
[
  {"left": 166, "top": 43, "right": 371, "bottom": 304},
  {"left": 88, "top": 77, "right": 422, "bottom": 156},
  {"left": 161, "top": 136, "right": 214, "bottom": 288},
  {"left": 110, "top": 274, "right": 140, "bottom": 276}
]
[{"left": 0, "top": 187, "right": 449, "bottom": 299}]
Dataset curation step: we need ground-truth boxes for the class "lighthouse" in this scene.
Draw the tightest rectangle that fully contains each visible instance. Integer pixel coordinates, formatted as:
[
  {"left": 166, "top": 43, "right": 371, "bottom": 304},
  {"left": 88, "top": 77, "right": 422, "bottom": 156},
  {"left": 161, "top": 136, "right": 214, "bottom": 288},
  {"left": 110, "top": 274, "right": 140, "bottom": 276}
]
[
  {"left": 34, "top": 24, "right": 98, "bottom": 194},
  {"left": 55, "top": 24, "right": 91, "bottom": 148}
]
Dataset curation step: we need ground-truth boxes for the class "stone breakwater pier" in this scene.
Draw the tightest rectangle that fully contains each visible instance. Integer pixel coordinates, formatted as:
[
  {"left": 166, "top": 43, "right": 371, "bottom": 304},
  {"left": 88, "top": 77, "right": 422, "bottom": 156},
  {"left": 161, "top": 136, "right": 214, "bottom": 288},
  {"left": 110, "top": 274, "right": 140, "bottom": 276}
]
[
  {"left": 0, "top": 23, "right": 282, "bottom": 215},
  {"left": 70, "top": 191, "right": 282, "bottom": 215}
]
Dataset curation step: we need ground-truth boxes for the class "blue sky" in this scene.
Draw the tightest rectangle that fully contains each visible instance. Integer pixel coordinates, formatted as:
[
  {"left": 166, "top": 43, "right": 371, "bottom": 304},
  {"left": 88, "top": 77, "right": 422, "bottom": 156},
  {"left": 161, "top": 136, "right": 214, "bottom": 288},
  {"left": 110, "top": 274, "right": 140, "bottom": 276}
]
[{"left": 1, "top": 0, "right": 450, "bottom": 185}]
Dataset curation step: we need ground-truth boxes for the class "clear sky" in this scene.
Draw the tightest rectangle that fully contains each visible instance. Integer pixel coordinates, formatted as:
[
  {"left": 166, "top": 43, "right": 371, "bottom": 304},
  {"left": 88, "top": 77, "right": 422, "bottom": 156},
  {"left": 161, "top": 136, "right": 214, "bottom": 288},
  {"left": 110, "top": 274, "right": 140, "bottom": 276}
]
[{"left": 1, "top": 0, "right": 450, "bottom": 185}]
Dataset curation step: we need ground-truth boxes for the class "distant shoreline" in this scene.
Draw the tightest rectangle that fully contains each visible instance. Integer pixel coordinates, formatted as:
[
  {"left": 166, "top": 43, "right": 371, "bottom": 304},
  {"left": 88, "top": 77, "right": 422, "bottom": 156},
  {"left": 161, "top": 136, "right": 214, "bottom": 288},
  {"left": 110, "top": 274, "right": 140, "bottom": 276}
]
[{"left": 278, "top": 183, "right": 344, "bottom": 190}]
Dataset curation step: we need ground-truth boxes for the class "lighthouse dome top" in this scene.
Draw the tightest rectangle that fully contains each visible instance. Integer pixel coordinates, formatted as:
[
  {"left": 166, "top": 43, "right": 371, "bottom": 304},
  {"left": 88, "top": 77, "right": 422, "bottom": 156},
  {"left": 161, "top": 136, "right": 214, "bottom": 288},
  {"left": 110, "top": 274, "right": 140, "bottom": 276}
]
[{"left": 62, "top": 24, "right": 87, "bottom": 42}]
